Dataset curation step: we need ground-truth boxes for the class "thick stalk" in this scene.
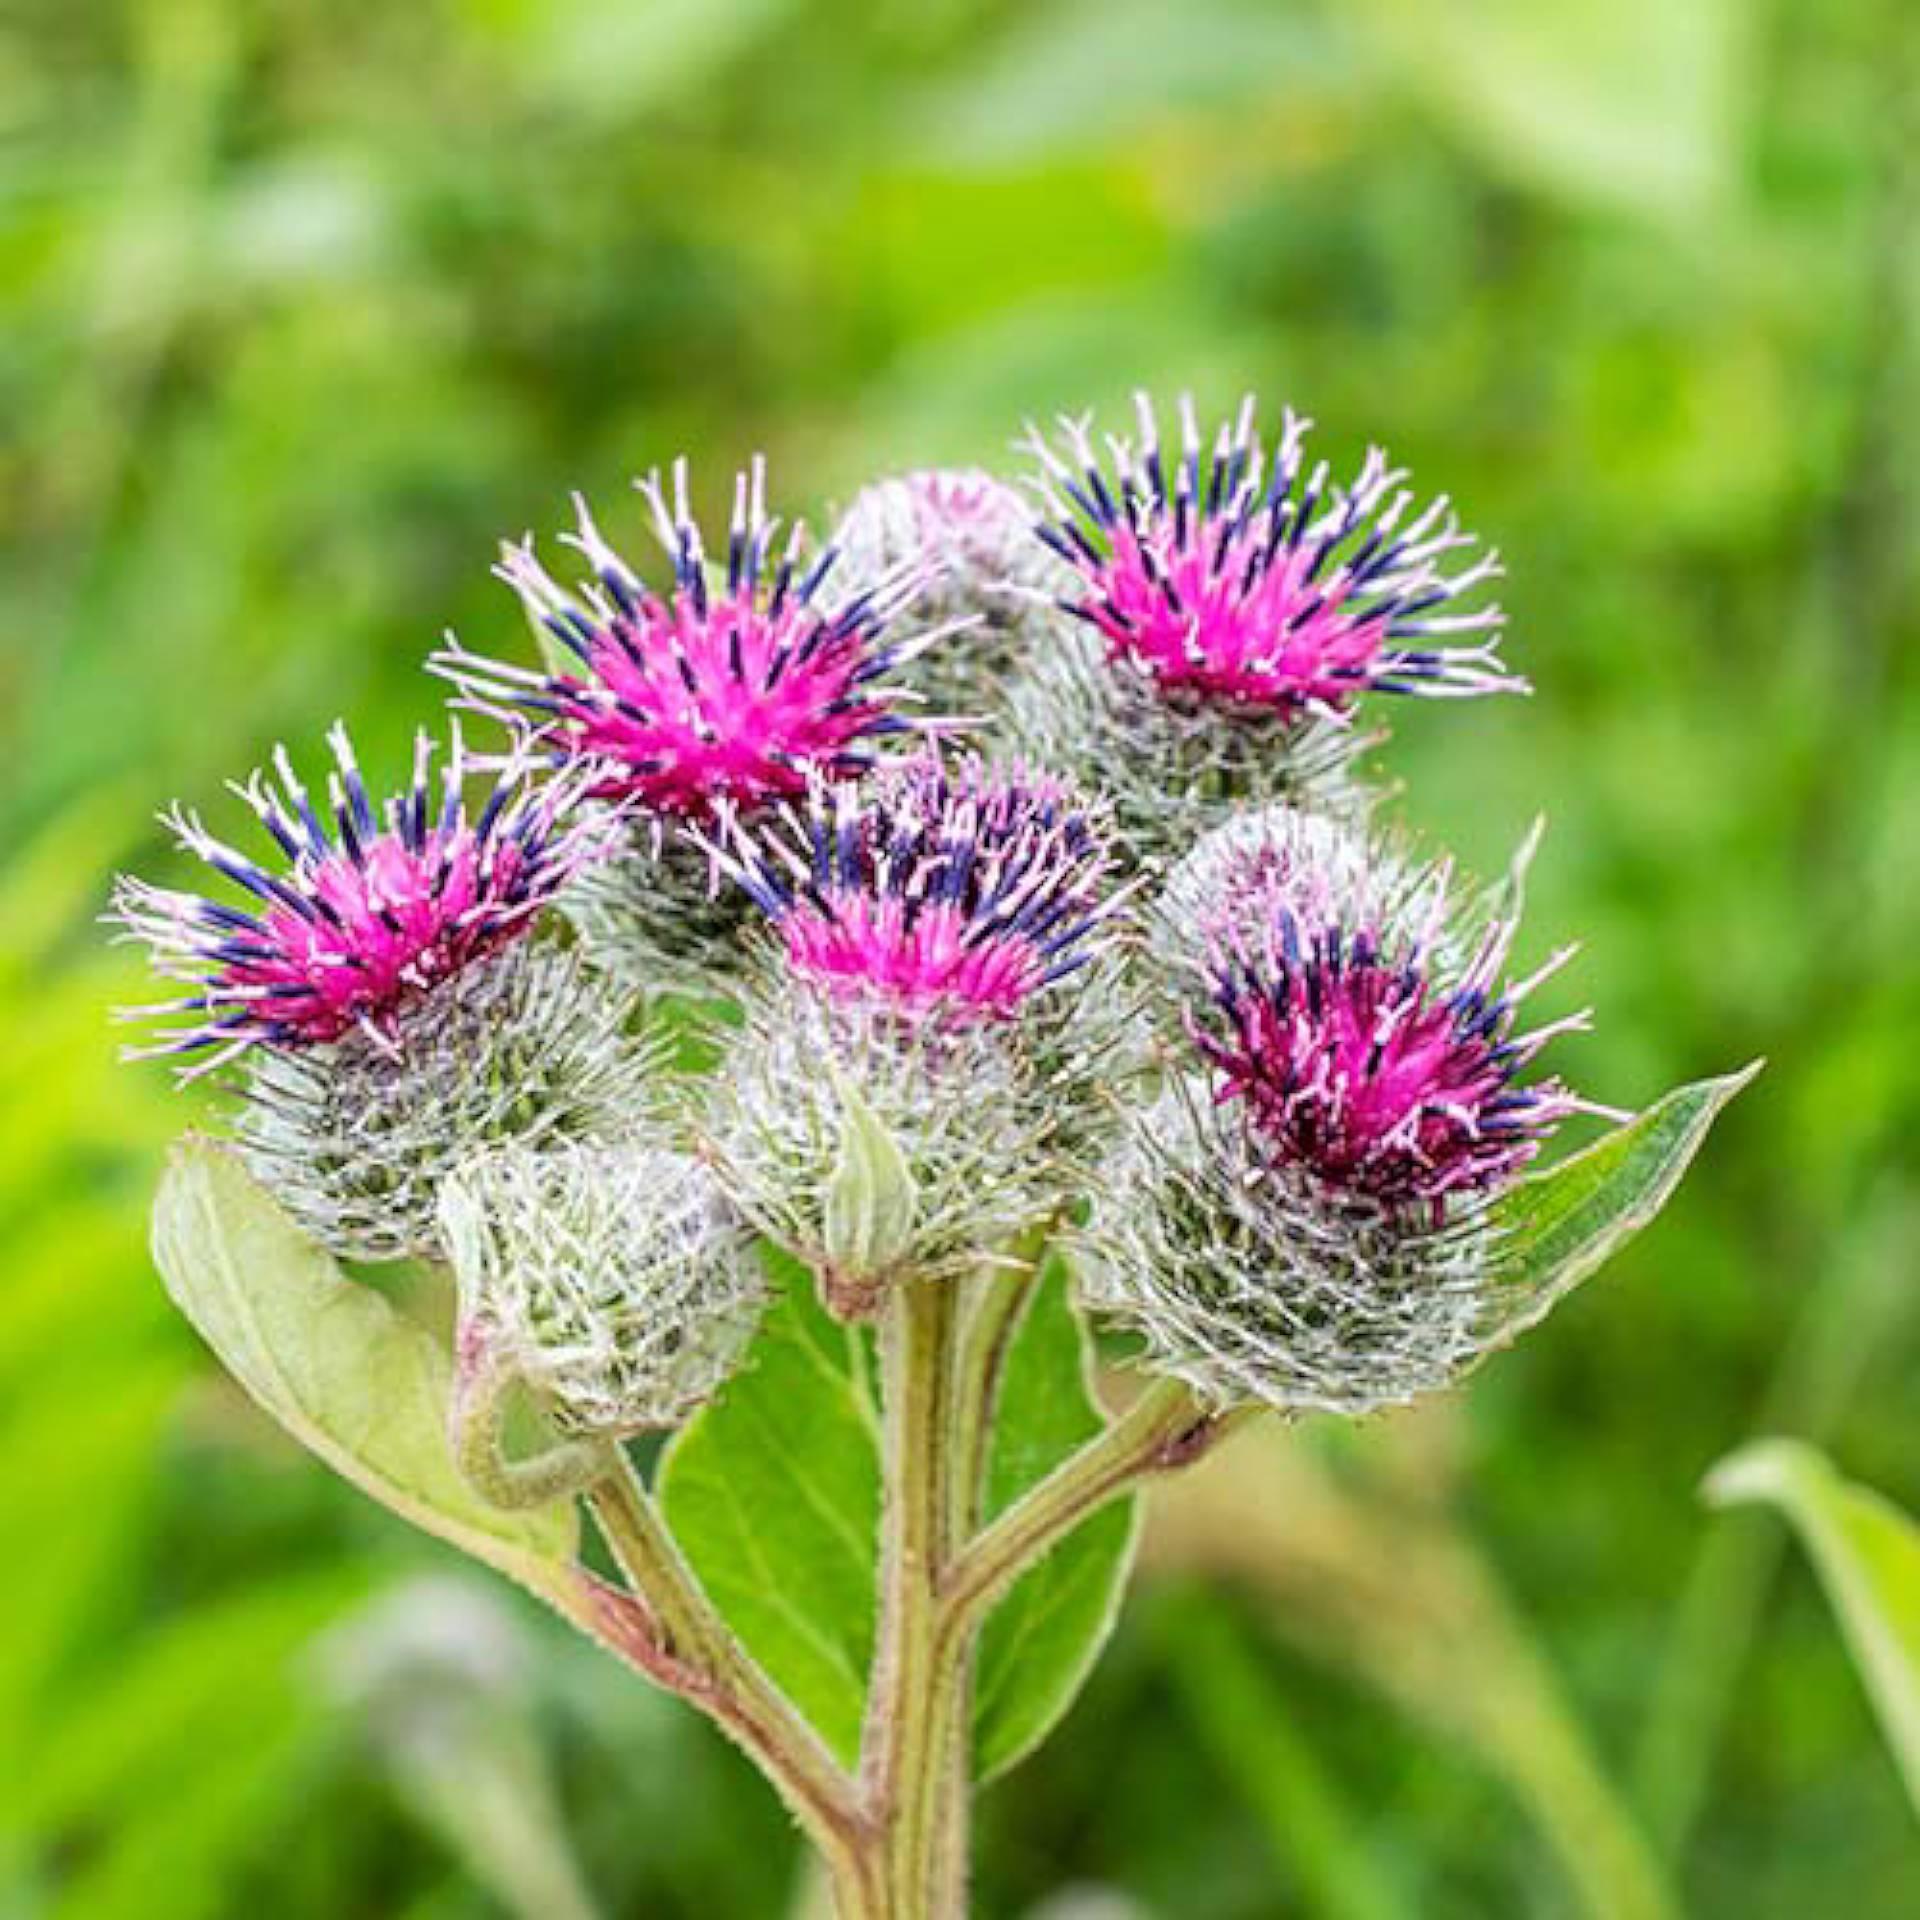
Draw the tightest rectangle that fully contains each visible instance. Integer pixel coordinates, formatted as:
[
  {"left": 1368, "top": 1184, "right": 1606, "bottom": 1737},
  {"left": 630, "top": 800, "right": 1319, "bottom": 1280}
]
[{"left": 858, "top": 1276, "right": 970, "bottom": 1918}]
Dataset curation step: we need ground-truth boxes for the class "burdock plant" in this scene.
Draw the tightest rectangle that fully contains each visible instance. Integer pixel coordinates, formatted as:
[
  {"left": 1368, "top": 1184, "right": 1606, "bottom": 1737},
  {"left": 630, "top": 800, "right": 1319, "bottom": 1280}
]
[{"left": 115, "top": 396, "right": 1756, "bottom": 1917}]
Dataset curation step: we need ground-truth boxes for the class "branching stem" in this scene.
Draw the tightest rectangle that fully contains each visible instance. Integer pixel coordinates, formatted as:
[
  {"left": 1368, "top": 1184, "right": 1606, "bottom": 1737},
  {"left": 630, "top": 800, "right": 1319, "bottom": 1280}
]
[
  {"left": 581, "top": 1452, "right": 874, "bottom": 1898},
  {"left": 943, "top": 1376, "right": 1251, "bottom": 1644}
]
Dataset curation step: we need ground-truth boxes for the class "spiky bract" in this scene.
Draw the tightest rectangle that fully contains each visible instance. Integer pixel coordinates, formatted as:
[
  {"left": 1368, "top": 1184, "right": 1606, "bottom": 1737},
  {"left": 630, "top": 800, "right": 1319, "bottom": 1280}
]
[
  {"left": 999, "top": 622, "right": 1372, "bottom": 865},
  {"left": 235, "top": 944, "right": 657, "bottom": 1263},
  {"left": 559, "top": 824, "right": 760, "bottom": 1001},
  {"left": 439, "top": 1141, "right": 763, "bottom": 1437},
  {"left": 1080, "top": 1080, "right": 1492, "bottom": 1415},
  {"left": 706, "top": 966, "right": 1133, "bottom": 1310}
]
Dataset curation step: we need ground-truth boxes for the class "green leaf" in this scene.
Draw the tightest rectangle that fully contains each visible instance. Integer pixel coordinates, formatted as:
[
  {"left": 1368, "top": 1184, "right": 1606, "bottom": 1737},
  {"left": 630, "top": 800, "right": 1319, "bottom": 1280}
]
[
  {"left": 656, "top": 1249, "right": 882, "bottom": 1765},
  {"left": 973, "top": 1255, "right": 1140, "bottom": 1781},
  {"left": 1704, "top": 1439, "right": 1920, "bottom": 1812},
  {"left": 657, "top": 1250, "right": 1137, "bottom": 1777},
  {"left": 1479, "top": 1064, "right": 1760, "bottom": 1350},
  {"left": 151, "top": 1138, "right": 578, "bottom": 1596}
]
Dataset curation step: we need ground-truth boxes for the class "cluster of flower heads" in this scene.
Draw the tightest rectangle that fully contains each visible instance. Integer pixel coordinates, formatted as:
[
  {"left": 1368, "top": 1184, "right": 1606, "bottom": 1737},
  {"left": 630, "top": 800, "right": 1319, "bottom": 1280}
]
[
  {"left": 117, "top": 393, "right": 1617, "bottom": 1429},
  {"left": 440, "top": 1141, "right": 763, "bottom": 1438}
]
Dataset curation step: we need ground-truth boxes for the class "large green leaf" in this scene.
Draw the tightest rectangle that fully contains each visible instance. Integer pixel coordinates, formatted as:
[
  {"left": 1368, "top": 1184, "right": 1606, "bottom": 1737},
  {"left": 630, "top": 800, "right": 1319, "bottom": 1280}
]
[
  {"left": 1705, "top": 1439, "right": 1920, "bottom": 1812},
  {"left": 151, "top": 1138, "right": 578, "bottom": 1596},
  {"left": 656, "top": 1249, "right": 882, "bottom": 1764},
  {"left": 658, "top": 1251, "right": 1139, "bottom": 1776},
  {"left": 974, "top": 1255, "right": 1140, "bottom": 1781},
  {"left": 1479, "top": 1065, "right": 1759, "bottom": 1349}
]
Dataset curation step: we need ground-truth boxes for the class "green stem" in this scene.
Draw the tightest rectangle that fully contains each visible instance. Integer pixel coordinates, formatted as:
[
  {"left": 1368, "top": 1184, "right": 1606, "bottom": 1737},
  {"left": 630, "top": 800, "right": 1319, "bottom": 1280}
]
[
  {"left": 951, "top": 1249, "right": 1044, "bottom": 1538},
  {"left": 856, "top": 1276, "right": 970, "bottom": 1917},
  {"left": 582, "top": 1453, "right": 873, "bottom": 1897},
  {"left": 943, "top": 1376, "right": 1246, "bottom": 1642}
]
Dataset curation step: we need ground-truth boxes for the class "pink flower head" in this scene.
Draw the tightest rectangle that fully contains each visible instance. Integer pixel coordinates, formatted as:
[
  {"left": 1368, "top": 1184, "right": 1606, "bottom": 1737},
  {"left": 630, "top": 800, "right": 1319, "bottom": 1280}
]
[
  {"left": 112, "top": 725, "right": 611, "bottom": 1070},
  {"left": 1025, "top": 393, "right": 1521, "bottom": 716},
  {"left": 1183, "top": 814, "right": 1592, "bottom": 1213},
  {"left": 873, "top": 468, "right": 1035, "bottom": 577},
  {"left": 715, "top": 755, "right": 1121, "bottom": 1023},
  {"left": 435, "top": 457, "right": 937, "bottom": 825}
]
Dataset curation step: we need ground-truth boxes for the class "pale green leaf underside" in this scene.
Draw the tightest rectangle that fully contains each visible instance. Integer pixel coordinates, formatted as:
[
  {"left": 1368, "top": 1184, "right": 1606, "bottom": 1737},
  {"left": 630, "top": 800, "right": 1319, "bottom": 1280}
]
[
  {"left": 1481, "top": 1063, "right": 1761, "bottom": 1348},
  {"left": 1705, "top": 1439, "right": 1920, "bottom": 1812},
  {"left": 151, "top": 1138, "right": 577, "bottom": 1594}
]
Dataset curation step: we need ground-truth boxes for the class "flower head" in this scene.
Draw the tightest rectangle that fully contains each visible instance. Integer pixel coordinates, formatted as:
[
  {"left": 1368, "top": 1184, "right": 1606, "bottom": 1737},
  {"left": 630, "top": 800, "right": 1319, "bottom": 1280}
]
[
  {"left": 703, "top": 755, "right": 1136, "bottom": 1308},
  {"left": 112, "top": 725, "right": 609, "bottom": 1071},
  {"left": 830, "top": 468, "right": 1071, "bottom": 688},
  {"left": 715, "top": 754, "right": 1123, "bottom": 1024},
  {"left": 435, "top": 457, "right": 938, "bottom": 826},
  {"left": 1082, "top": 807, "right": 1608, "bottom": 1414},
  {"left": 1180, "top": 810, "right": 1584, "bottom": 1212},
  {"left": 1026, "top": 393, "right": 1518, "bottom": 717}
]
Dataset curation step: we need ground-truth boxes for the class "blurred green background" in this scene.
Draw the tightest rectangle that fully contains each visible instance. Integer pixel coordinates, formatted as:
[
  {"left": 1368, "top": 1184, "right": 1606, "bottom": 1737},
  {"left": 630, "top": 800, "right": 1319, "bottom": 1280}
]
[{"left": 4, "top": 0, "right": 1917, "bottom": 1913}]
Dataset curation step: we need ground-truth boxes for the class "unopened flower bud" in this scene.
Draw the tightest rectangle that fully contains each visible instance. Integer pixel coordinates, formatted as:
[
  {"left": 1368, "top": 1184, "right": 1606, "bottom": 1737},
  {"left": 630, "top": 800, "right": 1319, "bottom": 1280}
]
[
  {"left": 830, "top": 468, "right": 1073, "bottom": 711},
  {"left": 440, "top": 1140, "right": 764, "bottom": 1438}
]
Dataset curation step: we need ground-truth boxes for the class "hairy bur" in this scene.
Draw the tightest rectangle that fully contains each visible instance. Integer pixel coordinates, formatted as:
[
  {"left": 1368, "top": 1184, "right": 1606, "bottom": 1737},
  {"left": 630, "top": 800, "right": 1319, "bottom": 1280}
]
[
  {"left": 1085, "top": 805, "right": 1600, "bottom": 1414},
  {"left": 439, "top": 1141, "right": 764, "bottom": 1438}
]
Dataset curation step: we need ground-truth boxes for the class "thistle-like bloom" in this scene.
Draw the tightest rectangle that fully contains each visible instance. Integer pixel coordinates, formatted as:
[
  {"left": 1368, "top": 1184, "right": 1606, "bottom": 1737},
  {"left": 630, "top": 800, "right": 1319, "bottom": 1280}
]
[
  {"left": 715, "top": 754, "right": 1122, "bottom": 1023},
  {"left": 1182, "top": 811, "right": 1584, "bottom": 1212},
  {"left": 830, "top": 468, "right": 1072, "bottom": 710},
  {"left": 112, "top": 726, "right": 649, "bottom": 1261},
  {"left": 704, "top": 756, "right": 1137, "bottom": 1308},
  {"left": 434, "top": 457, "right": 937, "bottom": 826},
  {"left": 111, "top": 725, "right": 611, "bottom": 1070},
  {"left": 1027, "top": 393, "right": 1518, "bottom": 716},
  {"left": 1085, "top": 807, "right": 1606, "bottom": 1414}
]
